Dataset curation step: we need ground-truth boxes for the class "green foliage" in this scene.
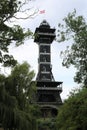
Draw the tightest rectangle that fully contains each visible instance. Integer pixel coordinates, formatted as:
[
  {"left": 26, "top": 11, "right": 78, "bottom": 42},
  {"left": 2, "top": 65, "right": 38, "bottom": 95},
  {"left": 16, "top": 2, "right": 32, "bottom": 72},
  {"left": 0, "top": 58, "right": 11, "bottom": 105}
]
[
  {"left": 37, "top": 118, "right": 57, "bottom": 130},
  {"left": 57, "top": 10, "right": 87, "bottom": 86},
  {"left": 6, "top": 62, "right": 35, "bottom": 108},
  {"left": 56, "top": 88, "right": 87, "bottom": 130},
  {"left": 0, "top": 0, "right": 33, "bottom": 67},
  {"left": 0, "top": 62, "right": 38, "bottom": 130}
]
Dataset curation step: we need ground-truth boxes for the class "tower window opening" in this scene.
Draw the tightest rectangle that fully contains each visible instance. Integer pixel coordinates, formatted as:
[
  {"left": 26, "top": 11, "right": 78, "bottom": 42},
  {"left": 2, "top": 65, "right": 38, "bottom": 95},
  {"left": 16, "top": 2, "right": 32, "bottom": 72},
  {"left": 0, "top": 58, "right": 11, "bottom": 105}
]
[
  {"left": 42, "top": 66, "right": 46, "bottom": 72},
  {"left": 42, "top": 75, "right": 46, "bottom": 80},
  {"left": 43, "top": 57, "right": 46, "bottom": 62},
  {"left": 40, "top": 46, "right": 50, "bottom": 53},
  {"left": 41, "top": 74, "right": 51, "bottom": 81},
  {"left": 43, "top": 48, "right": 46, "bottom": 53},
  {"left": 39, "top": 94, "right": 56, "bottom": 102},
  {"left": 40, "top": 55, "right": 50, "bottom": 62}
]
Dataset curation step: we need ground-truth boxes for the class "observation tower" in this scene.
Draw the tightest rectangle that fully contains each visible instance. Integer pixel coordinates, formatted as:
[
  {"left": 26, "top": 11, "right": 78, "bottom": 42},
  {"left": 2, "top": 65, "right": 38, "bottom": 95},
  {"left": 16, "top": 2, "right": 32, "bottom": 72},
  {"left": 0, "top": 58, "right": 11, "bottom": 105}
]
[{"left": 34, "top": 20, "right": 63, "bottom": 117}]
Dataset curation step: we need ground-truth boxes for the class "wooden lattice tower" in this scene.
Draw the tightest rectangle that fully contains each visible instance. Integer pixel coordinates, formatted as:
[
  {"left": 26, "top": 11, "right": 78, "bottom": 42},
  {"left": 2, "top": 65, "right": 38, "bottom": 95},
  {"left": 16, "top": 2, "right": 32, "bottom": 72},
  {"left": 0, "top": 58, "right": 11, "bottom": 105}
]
[{"left": 34, "top": 20, "right": 63, "bottom": 118}]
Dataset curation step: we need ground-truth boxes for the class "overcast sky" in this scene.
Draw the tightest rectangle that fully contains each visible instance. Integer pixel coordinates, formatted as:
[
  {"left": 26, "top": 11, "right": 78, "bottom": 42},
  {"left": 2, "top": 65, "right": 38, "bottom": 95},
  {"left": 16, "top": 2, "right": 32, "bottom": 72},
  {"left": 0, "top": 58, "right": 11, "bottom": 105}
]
[{"left": 4, "top": 0, "right": 87, "bottom": 99}]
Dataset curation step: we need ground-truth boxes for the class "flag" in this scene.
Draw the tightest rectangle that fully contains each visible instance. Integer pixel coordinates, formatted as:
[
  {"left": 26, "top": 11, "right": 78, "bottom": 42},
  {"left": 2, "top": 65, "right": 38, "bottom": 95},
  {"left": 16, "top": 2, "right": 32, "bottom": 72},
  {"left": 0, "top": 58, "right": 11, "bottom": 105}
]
[{"left": 39, "top": 10, "right": 45, "bottom": 14}]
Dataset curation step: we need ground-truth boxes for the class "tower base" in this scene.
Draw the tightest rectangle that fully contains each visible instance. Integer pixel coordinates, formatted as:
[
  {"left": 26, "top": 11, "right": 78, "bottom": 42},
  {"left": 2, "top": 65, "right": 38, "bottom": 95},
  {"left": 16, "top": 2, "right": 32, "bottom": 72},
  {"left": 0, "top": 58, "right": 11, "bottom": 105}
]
[{"left": 35, "top": 80, "right": 62, "bottom": 118}]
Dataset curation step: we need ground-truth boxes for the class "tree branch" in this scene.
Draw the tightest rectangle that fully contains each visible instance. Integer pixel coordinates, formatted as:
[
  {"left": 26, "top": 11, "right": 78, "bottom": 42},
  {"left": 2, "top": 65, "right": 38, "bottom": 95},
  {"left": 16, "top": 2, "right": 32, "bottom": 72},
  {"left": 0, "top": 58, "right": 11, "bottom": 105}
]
[{"left": 13, "top": 8, "right": 39, "bottom": 20}]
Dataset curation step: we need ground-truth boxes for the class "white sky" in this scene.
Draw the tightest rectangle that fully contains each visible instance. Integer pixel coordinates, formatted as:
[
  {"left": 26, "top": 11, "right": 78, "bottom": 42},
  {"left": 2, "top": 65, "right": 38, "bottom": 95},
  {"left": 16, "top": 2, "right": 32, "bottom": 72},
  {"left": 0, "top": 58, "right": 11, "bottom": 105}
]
[{"left": 3, "top": 0, "right": 87, "bottom": 99}]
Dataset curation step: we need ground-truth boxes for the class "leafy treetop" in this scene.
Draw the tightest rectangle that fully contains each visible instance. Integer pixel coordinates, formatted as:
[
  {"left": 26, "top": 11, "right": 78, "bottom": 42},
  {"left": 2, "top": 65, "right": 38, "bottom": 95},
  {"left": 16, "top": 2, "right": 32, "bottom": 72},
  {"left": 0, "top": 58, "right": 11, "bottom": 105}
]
[
  {"left": 56, "top": 87, "right": 87, "bottom": 130},
  {"left": 0, "top": 62, "right": 38, "bottom": 130},
  {"left": 57, "top": 10, "right": 87, "bottom": 86},
  {"left": 0, "top": 0, "right": 33, "bottom": 67}
]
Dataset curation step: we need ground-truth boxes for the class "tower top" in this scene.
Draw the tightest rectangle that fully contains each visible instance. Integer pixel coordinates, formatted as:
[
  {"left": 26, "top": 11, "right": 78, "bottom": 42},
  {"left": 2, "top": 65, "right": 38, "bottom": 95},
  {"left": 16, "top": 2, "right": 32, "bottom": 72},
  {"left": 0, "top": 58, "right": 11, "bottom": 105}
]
[
  {"left": 39, "top": 20, "right": 50, "bottom": 28},
  {"left": 34, "top": 20, "right": 55, "bottom": 43}
]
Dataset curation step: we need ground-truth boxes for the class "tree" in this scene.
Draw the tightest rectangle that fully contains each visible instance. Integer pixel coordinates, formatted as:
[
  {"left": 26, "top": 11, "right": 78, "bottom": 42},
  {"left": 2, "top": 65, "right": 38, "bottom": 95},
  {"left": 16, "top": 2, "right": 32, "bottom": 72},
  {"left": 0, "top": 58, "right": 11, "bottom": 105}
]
[
  {"left": 6, "top": 62, "right": 35, "bottom": 107},
  {"left": 56, "top": 88, "right": 87, "bottom": 130},
  {"left": 0, "top": 0, "right": 35, "bottom": 67},
  {"left": 57, "top": 10, "right": 87, "bottom": 86},
  {"left": 37, "top": 118, "right": 57, "bottom": 130},
  {"left": 0, "top": 62, "right": 38, "bottom": 130}
]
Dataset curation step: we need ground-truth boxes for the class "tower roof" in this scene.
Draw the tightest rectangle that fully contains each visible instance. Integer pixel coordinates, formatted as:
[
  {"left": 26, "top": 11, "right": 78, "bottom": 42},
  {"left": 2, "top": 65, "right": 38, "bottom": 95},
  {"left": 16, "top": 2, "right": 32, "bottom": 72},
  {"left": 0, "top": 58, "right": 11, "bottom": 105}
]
[
  {"left": 34, "top": 20, "right": 55, "bottom": 43},
  {"left": 39, "top": 20, "right": 50, "bottom": 28}
]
